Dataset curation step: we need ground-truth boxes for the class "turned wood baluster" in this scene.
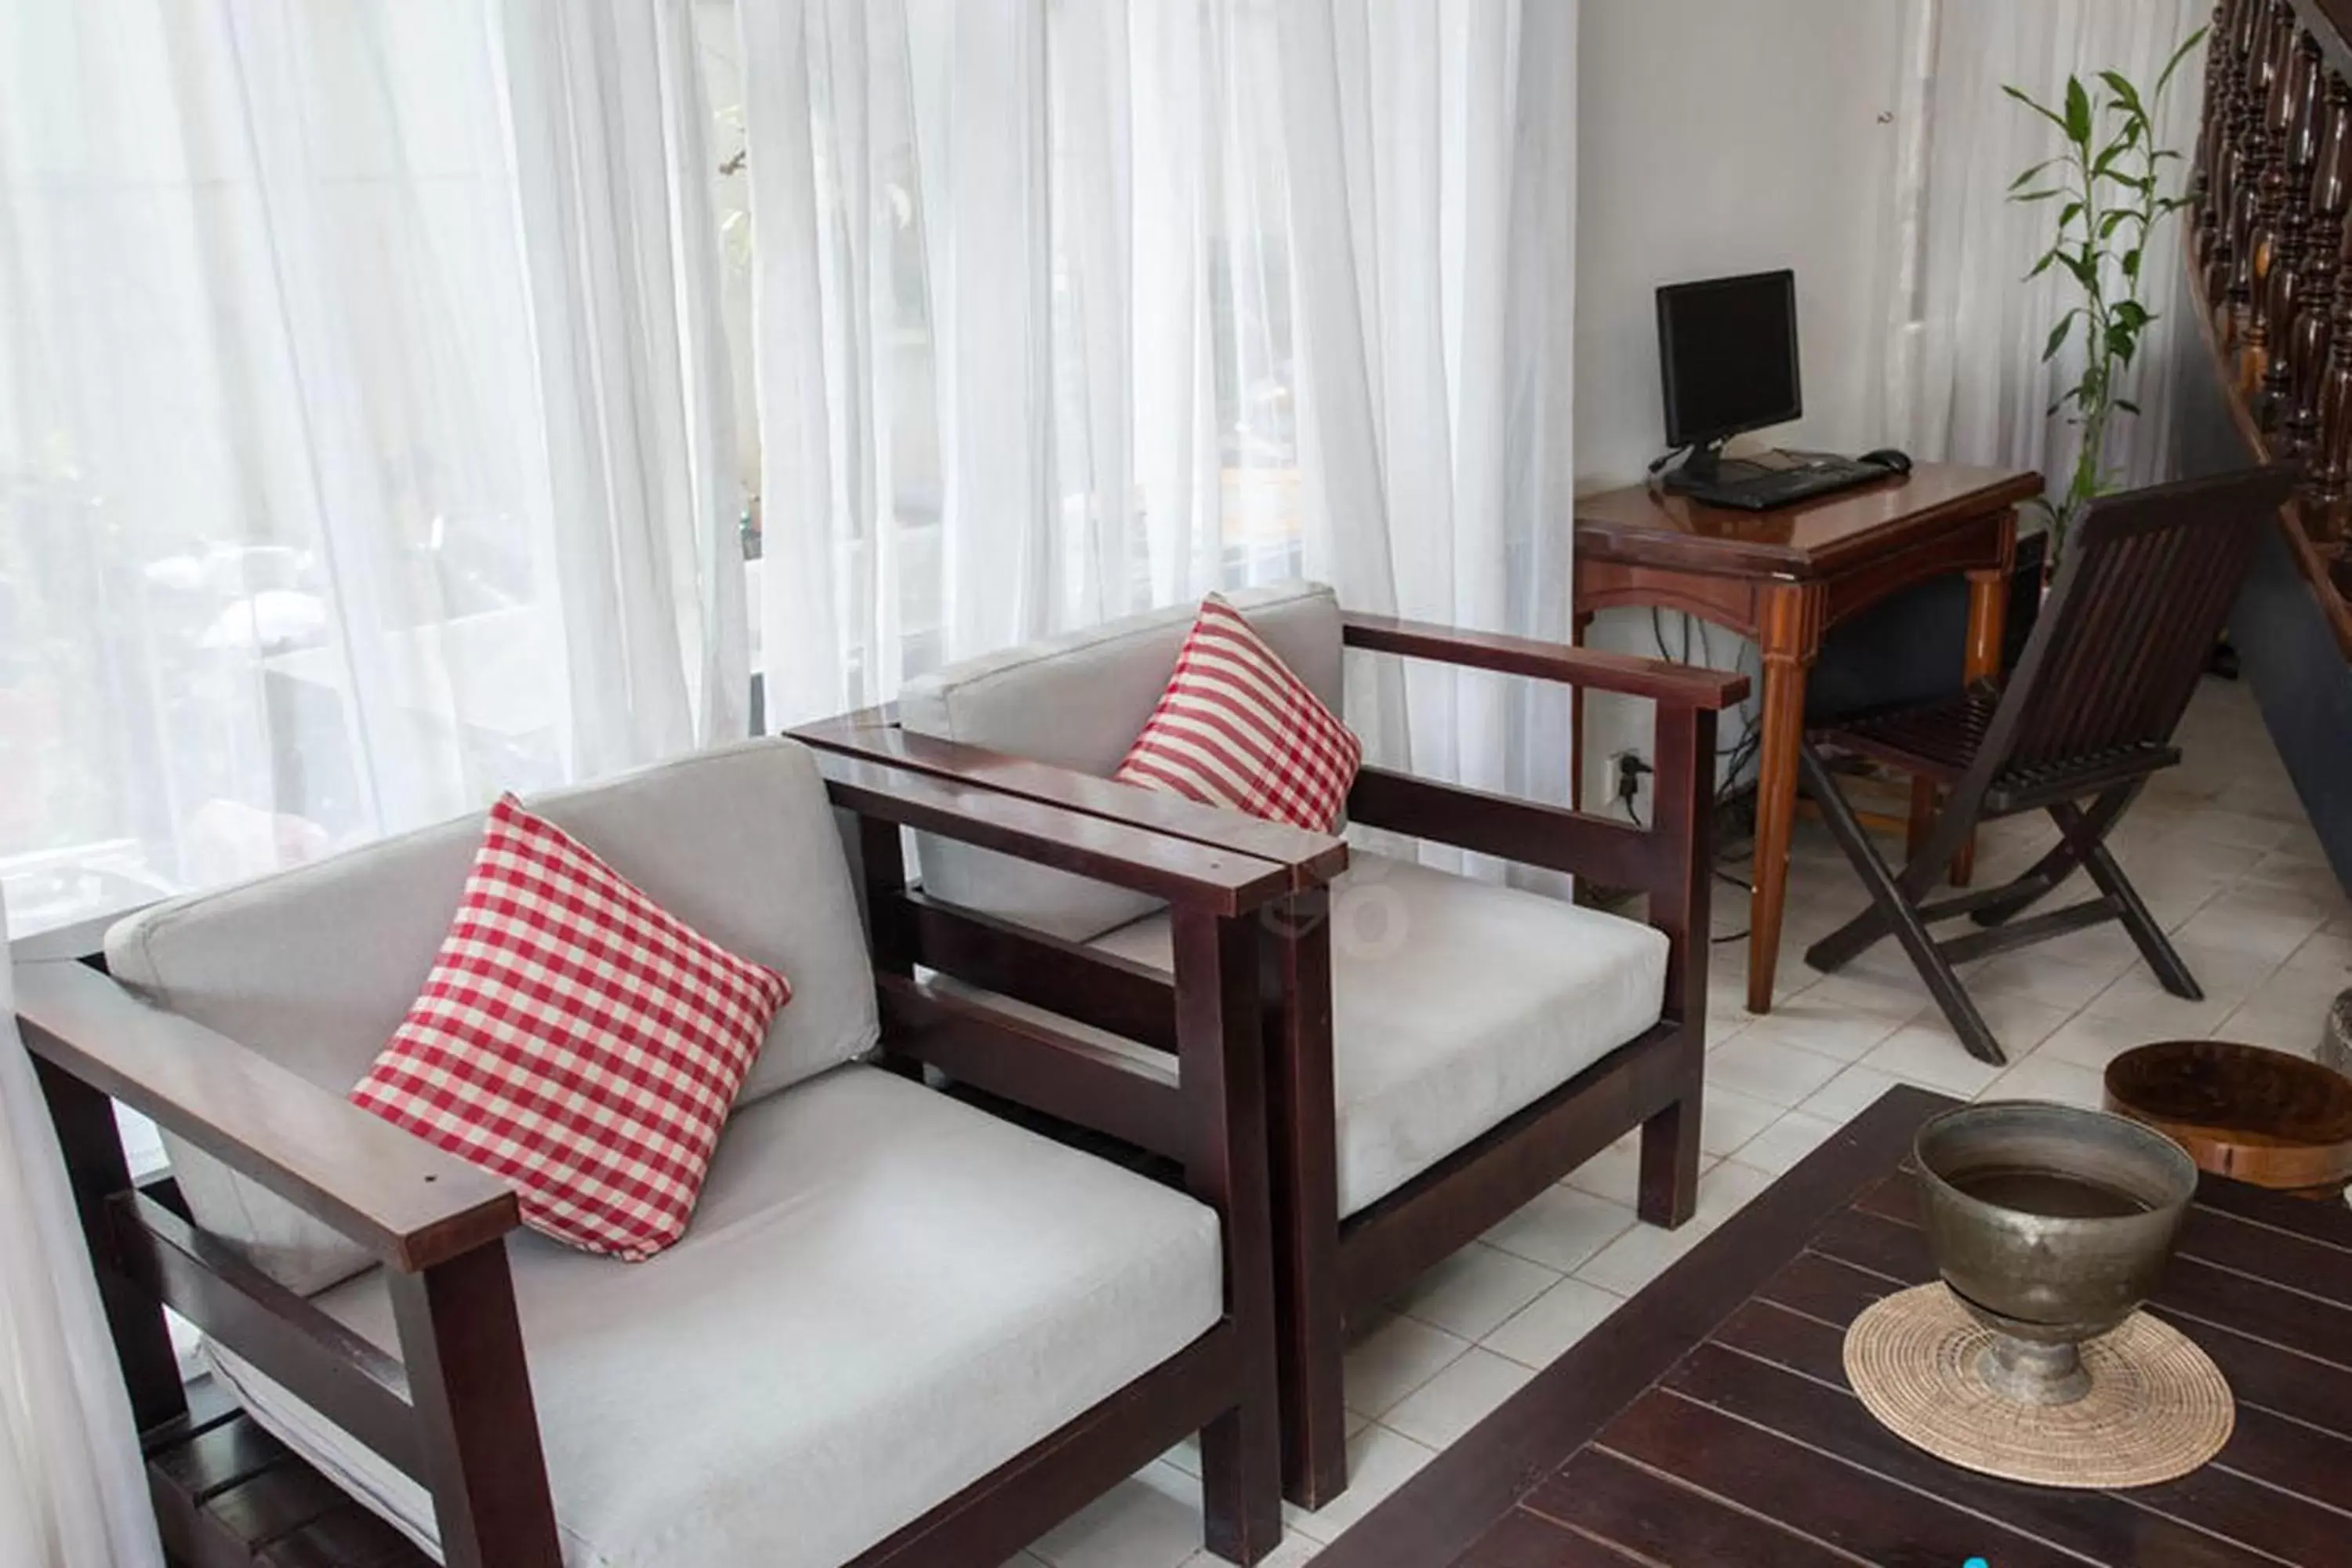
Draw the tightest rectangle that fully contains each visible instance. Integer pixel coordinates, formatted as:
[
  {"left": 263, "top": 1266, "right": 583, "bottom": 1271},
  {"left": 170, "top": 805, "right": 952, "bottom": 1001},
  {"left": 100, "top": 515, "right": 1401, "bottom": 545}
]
[
  {"left": 2256, "top": 33, "right": 2325, "bottom": 414},
  {"left": 2224, "top": 5, "right": 2292, "bottom": 333},
  {"left": 2238, "top": 5, "right": 2304, "bottom": 368},
  {"left": 2208, "top": 0, "right": 2269, "bottom": 305},
  {"left": 2306, "top": 103, "right": 2352, "bottom": 527},
  {"left": 2287, "top": 74, "right": 2352, "bottom": 452},
  {"left": 2197, "top": 0, "right": 2247, "bottom": 267}
]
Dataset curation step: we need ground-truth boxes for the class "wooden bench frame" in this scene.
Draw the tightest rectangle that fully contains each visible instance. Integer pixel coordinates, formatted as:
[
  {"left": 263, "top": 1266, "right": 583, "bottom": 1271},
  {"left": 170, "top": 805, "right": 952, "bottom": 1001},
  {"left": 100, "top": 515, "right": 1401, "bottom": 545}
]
[
  {"left": 797, "top": 611, "right": 1747, "bottom": 1507},
  {"left": 13, "top": 750, "right": 1294, "bottom": 1567}
]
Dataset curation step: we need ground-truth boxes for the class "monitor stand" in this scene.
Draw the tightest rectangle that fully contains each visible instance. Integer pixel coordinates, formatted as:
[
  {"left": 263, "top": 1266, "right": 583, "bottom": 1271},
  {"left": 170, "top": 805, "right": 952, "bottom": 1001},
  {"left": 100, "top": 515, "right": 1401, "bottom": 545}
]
[
  {"left": 1663, "top": 437, "right": 1792, "bottom": 495},
  {"left": 1656, "top": 434, "right": 1816, "bottom": 495}
]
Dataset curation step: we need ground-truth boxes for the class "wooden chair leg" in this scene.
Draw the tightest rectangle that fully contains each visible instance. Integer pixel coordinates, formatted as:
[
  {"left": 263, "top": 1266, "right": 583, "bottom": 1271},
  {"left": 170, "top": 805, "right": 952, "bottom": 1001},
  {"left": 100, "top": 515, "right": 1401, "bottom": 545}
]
[
  {"left": 1636, "top": 1062, "right": 1703, "bottom": 1229},
  {"left": 1176, "top": 909, "right": 1286, "bottom": 1561},
  {"left": 1200, "top": 1398, "right": 1282, "bottom": 1565},
  {"left": 1272, "top": 1233, "right": 1347, "bottom": 1512},
  {"left": 388, "top": 1246, "right": 562, "bottom": 1568},
  {"left": 1801, "top": 745, "right": 2007, "bottom": 1065},
  {"left": 1257, "top": 896, "right": 1348, "bottom": 1512},
  {"left": 1806, "top": 898, "right": 1891, "bottom": 975},
  {"left": 2053, "top": 799, "right": 2205, "bottom": 1000}
]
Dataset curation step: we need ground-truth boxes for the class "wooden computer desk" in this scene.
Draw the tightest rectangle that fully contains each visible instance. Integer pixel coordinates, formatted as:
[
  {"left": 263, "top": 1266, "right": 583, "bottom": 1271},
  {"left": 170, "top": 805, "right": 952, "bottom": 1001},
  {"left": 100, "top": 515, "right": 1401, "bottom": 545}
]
[{"left": 1573, "top": 463, "right": 2043, "bottom": 1015}]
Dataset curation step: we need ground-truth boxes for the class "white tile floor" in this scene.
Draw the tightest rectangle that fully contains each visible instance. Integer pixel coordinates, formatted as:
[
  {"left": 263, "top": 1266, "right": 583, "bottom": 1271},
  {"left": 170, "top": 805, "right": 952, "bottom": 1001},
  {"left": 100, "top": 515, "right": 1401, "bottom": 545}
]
[{"left": 1011, "top": 677, "right": 2352, "bottom": 1568}]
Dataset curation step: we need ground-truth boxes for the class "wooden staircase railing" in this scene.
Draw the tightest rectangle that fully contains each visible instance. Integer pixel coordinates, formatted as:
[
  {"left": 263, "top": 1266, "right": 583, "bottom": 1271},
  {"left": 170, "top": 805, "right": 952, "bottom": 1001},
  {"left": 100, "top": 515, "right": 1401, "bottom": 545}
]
[{"left": 2194, "top": 0, "right": 2352, "bottom": 660}]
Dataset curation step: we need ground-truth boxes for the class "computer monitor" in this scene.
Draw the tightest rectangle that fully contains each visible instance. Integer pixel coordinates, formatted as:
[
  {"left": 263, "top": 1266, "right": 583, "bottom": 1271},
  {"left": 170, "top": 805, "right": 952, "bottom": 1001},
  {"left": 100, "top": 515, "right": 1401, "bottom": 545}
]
[{"left": 1657, "top": 269, "right": 1801, "bottom": 458}]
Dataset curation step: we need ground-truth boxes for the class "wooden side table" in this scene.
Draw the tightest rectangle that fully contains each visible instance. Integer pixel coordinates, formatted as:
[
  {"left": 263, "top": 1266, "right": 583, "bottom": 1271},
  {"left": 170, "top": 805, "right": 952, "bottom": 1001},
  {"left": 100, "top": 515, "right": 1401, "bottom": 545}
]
[{"left": 1574, "top": 464, "right": 2043, "bottom": 1014}]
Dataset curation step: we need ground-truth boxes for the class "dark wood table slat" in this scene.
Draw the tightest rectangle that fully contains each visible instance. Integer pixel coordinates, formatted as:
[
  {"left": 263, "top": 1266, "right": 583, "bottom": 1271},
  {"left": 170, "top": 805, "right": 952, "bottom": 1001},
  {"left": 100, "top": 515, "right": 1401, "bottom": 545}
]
[
  {"left": 2140, "top": 1305, "right": 2352, "bottom": 1444},
  {"left": 1445, "top": 1509, "right": 1646, "bottom": 1568},
  {"left": 2179, "top": 1205, "right": 2352, "bottom": 1299},
  {"left": 1526, "top": 1448, "right": 1860, "bottom": 1568},
  {"left": 1322, "top": 1087, "right": 2352, "bottom": 1568},
  {"left": 1592, "top": 1388, "right": 2083, "bottom": 1568}
]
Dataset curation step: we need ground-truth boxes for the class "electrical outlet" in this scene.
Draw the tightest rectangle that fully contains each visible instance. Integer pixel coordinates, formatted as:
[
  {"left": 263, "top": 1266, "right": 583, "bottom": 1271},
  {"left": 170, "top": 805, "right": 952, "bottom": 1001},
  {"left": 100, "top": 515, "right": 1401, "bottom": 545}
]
[{"left": 1613, "top": 750, "right": 1653, "bottom": 806}]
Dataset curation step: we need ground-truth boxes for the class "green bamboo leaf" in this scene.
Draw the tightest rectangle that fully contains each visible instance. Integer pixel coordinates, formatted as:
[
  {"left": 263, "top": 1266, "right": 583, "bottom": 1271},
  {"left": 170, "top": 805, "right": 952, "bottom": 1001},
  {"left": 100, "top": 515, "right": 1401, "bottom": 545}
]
[
  {"left": 2009, "top": 158, "right": 2063, "bottom": 191},
  {"left": 2098, "top": 70, "right": 2144, "bottom": 118},
  {"left": 2012, "top": 187, "right": 2068, "bottom": 202},
  {"left": 2004, "top": 82, "right": 2069, "bottom": 132},
  {"left": 2064, "top": 77, "right": 2092, "bottom": 144},
  {"left": 2099, "top": 209, "right": 2131, "bottom": 238},
  {"left": 2107, "top": 322, "right": 2138, "bottom": 365},
  {"left": 2059, "top": 200, "right": 2084, "bottom": 231},
  {"left": 2115, "top": 398, "right": 2143, "bottom": 415},
  {"left": 2025, "top": 249, "right": 2061, "bottom": 281},
  {"left": 2114, "top": 299, "right": 2150, "bottom": 328},
  {"left": 2043, "top": 314, "right": 2077, "bottom": 361},
  {"left": 2122, "top": 248, "right": 2143, "bottom": 278},
  {"left": 2154, "top": 27, "right": 2210, "bottom": 103}
]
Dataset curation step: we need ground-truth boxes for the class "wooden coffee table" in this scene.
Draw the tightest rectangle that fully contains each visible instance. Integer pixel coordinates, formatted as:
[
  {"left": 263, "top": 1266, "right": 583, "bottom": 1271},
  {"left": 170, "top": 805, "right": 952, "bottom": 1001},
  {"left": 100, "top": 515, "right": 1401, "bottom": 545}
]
[{"left": 1319, "top": 1087, "right": 2352, "bottom": 1567}]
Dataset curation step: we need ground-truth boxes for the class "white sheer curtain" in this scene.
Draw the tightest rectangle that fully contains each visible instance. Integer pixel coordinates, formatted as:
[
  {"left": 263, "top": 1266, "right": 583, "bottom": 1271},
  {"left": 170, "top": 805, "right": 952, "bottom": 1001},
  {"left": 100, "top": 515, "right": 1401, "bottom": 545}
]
[
  {"left": 1, "top": 898, "right": 164, "bottom": 1568},
  {"left": 0, "top": 0, "right": 742, "bottom": 937},
  {"left": 1882, "top": 0, "right": 2209, "bottom": 501},
  {"left": 736, "top": 0, "right": 1577, "bottom": 811}
]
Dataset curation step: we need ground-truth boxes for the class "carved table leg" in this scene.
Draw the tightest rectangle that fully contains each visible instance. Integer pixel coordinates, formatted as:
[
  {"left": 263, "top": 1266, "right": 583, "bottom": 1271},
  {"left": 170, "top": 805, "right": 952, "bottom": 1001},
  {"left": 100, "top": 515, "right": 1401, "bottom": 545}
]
[
  {"left": 1747, "top": 583, "right": 1824, "bottom": 1015},
  {"left": 1954, "top": 521, "right": 2018, "bottom": 887}
]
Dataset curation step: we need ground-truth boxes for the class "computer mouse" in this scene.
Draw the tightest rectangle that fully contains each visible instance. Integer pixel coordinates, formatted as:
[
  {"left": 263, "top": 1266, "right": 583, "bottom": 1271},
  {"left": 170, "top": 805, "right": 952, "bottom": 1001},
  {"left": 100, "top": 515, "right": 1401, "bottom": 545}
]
[{"left": 1858, "top": 447, "right": 1913, "bottom": 475}]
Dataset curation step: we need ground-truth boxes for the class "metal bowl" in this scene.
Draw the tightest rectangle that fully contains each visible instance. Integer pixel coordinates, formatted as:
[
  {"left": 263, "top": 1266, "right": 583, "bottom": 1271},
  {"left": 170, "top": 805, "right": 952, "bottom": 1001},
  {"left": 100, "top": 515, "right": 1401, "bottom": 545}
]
[{"left": 1914, "top": 1100, "right": 2198, "bottom": 1405}]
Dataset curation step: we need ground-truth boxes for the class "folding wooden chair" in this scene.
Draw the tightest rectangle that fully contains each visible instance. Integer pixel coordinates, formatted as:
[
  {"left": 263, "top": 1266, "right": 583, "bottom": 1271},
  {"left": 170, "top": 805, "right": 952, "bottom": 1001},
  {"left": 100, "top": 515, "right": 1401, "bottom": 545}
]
[{"left": 1799, "top": 464, "right": 2299, "bottom": 1064}]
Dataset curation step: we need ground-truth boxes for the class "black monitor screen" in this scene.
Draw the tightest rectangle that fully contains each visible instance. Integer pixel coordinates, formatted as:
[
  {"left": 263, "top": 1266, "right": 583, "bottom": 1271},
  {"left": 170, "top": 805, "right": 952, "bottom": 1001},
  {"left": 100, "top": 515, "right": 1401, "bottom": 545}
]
[{"left": 1657, "top": 269, "right": 1801, "bottom": 449}]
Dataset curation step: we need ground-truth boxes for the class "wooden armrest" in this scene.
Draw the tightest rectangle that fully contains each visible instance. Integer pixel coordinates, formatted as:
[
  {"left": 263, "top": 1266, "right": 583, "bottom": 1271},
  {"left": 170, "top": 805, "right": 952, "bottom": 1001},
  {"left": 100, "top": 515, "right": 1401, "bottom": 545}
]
[
  {"left": 13, "top": 959, "right": 518, "bottom": 1272},
  {"left": 1348, "top": 768, "right": 1660, "bottom": 887},
  {"left": 811, "top": 748, "right": 1324, "bottom": 915},
  {"left": 1342, "top": 612, "right": 1751, "bottom": 709},
  {"left": 797, "top": 711, "right": 1348, "bottom": 894}
]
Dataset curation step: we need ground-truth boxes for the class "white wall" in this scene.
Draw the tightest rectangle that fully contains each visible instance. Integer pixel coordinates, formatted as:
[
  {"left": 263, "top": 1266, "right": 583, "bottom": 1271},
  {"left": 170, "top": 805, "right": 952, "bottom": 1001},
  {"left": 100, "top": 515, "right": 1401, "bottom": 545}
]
[{"left": 1573, "top": 0, "right": 1912, "bottom": 812}]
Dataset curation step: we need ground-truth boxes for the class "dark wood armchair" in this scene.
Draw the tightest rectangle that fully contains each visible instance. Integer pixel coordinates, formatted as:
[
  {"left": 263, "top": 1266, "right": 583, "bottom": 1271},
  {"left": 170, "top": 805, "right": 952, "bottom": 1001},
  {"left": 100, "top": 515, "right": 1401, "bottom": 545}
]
[
  {"left": 797, "top": 590, "right": 1747, "bottom": 1508},
  {"left": 11, "top": 738, "right": 1292, "bottom": 1568}
]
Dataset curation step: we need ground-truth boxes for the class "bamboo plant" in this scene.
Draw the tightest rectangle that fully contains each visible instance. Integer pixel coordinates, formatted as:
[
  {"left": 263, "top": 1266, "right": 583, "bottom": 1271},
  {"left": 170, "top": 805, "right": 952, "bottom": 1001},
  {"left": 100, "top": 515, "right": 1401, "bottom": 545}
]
[{"left": 2006, "top": 27, "right": 2207, "bottom": 557}]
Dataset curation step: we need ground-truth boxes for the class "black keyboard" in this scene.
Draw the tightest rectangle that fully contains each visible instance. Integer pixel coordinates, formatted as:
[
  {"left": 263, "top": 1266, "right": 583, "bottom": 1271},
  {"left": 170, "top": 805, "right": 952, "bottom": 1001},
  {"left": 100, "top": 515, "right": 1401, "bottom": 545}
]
[{"left": 1663, "top": 453, "right": 1893, "bottom": 511}]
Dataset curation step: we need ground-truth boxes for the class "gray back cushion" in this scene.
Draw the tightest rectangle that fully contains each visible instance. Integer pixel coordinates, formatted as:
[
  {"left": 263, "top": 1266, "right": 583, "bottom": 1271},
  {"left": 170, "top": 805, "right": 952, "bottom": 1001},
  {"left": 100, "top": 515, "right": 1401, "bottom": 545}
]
[
  {"left": 896, "top": 582, "right": 1345, "bottom": 942},
  {"left": 104, "top": 736, "right": 879, "bottom": 1294}
]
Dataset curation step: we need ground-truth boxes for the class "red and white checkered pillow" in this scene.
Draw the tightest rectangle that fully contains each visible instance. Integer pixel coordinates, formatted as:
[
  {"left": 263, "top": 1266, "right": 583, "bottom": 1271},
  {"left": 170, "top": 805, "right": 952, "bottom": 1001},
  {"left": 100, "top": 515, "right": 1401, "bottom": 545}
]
[
  {"left": 1113, "top": 594, "right": 1361, "bottom": 832},
  {"left": 350, "top": 796, "right": 792, "bottom": 1260}
]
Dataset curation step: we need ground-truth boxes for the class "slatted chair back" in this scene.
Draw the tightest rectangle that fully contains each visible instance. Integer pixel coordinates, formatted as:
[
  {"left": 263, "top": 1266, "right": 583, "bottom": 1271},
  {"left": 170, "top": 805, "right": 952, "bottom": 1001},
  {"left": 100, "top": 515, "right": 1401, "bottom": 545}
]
[{"left": 1973, "top": 465, "right": 2298, "bottom": 798}]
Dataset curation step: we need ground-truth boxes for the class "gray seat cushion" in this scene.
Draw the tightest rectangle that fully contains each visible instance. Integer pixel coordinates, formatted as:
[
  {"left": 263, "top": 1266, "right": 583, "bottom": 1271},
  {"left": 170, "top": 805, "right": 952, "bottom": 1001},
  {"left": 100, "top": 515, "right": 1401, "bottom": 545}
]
[
  {"left": 104, "top": 737, "right": 879, "bottom": 1294},
  {"left": 207, "top": 1064, "right": 1223, "bottom": 1568},
  {"left": 897, "top": 581, "right": 1345, "bottom": 942},
  {"left": 1093, "top": 852, "right": 1668, "bottom": 1216}
]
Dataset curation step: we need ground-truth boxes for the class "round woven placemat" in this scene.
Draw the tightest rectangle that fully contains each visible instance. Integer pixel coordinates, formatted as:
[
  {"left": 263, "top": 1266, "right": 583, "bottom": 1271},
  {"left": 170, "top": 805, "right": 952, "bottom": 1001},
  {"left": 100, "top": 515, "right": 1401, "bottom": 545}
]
[{"left": 1843, "top": 1283, "right": 2233, "bottom": 1489}]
